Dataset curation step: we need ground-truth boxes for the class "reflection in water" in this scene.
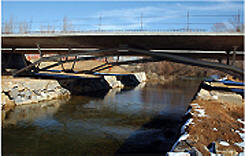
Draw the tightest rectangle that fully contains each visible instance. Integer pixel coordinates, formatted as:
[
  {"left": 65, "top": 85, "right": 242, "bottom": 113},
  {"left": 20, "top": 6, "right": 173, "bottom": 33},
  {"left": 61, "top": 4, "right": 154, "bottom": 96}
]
[
  {"left": 2, "top": 79, "right": 201, "bottom": 155},
  {"left": 2, "top": 98, "right": 69, "bottom": 127}
]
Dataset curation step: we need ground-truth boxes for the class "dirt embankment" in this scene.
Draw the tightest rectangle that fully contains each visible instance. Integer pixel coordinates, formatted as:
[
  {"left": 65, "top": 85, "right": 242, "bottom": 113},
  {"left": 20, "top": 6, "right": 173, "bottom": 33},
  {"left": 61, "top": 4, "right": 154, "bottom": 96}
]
[
  {"left": 125, "top": 60, "right": 244, "bottom": 82},
  {"left": 170, "top": 80, "right": 244, "bottom": 155}
]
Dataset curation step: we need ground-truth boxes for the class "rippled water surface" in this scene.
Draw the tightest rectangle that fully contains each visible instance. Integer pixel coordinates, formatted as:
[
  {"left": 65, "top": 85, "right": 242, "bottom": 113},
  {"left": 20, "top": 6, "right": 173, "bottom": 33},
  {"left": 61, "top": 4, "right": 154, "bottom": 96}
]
[{"left": 3, "top": 79, "right": 201, "bottom": 155}]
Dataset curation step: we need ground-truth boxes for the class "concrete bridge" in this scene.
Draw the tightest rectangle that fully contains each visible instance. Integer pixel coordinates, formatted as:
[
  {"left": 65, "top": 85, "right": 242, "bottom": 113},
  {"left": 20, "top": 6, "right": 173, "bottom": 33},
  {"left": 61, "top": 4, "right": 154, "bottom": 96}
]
[{"left": 2, "top": 32, "right": 244, "bottom": 78}]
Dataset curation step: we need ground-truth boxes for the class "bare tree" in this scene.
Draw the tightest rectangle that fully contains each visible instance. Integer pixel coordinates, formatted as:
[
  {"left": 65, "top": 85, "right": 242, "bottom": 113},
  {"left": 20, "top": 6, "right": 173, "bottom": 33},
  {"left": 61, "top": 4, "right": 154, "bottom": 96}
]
[
  {"left": 3, "top": 17, "right": 14, "bottom": 34},
  {"left": 39, "top": 24, "right": 55, "bottom": 33},
  {"left": 19, "top": 21, "right": 29, "bottom": 33},
  {"left": 47, "top": 24, "right": 55, "bottom": 33},
  {"left": 211, "top": 23, "right": 228, "bottom": 32},
  {"left": 62, "top": 16, "right": 72, "bottom": 32},
  {"left": 40, "top": 25, "right": 45, "bottom": 33},
  {"left": 229, "top": 15, "right": 241, "bottom": 32}
]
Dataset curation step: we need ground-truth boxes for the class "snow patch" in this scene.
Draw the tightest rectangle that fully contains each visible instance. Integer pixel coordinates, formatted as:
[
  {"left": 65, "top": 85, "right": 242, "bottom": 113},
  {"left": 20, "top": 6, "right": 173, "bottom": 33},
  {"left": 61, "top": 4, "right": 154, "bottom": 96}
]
[
  {"left": 181, "top": 118, "right": 194, "bottom": 134},
  {"left": 167, "top": 152, "right": 190, "bottom": 156},
  {"left": 212, "top": 95, "right": 218, "bottom": 100},
  {"left": 235, "top": 129, "right": 245, "bottom": 148},
  {"left": 219, "top": 141, "right": 230, "bottom": 146},
  {"left": 240, "top": 128, "right": 245, "bottom": 132},
  {"left": 185, "top": 108, "right": 192, "bottom": 115},
  {"left": 179, "top": 133, "right": 189, "bottom": 142},
  {"left": 171, "top": 133, "right": 189, "bottom": 152},
  {"left": 190, "top": 103, "right": 198, "bottom": 106},
  {"left": 237, "top": 118, "right": 245, "bottom": 125},
  {"left": 194, "top": 108, "right": 207, "bottom": 117}
]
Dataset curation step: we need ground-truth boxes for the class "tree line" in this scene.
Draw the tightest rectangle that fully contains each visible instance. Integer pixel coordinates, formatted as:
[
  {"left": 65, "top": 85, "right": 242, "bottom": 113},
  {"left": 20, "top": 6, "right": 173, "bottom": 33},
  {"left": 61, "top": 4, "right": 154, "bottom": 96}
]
[{"left": 2, "top": 15, "right": 244, "bottom": 33}]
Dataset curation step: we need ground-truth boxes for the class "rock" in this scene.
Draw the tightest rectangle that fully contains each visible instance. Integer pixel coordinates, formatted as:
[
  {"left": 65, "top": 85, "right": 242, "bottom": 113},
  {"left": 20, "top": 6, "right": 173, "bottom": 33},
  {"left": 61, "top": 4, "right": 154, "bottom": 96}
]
[
  {"left": 2, "top": 78, "right": 71, "bottom": 106},
  {"left": 104, "top": 76, "right": 124, "bottom": 88},
  {"left": 134, "top": 72, "right": 147, "bottom": 82},
  {"left": 207, "top": 142, "right": 216, "bottom": 153},
  {"left": 33, "top": 89, "right": 41, "bottom": 96},
  {"left": 189, "top": 147, "right": 202, "bottom": 156},
  {"left": 58, "top": 78, "right": 110, "bottom": 95},
  {"left": 1, "top": 93, "right": 15, "bottom": 107},
  {"left": 173, "top": 140, "right": 192, "bottom": 152},
  {"left": 60, "top": 88, "right": 70, "bottom": 96},
  {"left": 9, "top": 87, "right": 19, "bottom": 99},
  {"left": 46, "top": 81, "right": 61, "bottom": 91},
  {"left": 150, "top": 73, "right": 158, "bottom": 79},
  {"left": 31, "top": 95, "right": 39, "bottom": 103},
  {"left": 208, "top": 141, "right": 239, "bottom": 155},
  {"left": 197, "top": 89, "right": 212, "bottom": 100},
  {"left": 116, "top": 74, "right": 140, "bottom": 86},
  {"left": 210, "top": 91, "right": 243, "bottom": 105},
  {"left": 2, "top": 84, "right": 12, "bottom": 92},
  {"left": 17, "top": 83, "right": 25, "bottom": 91},
  {"left": 167, "top": 152, "right": 190, "bottom": 156},
  {"left": 159, "top": 75, "right": 165, "bottom": 81},
  {"left": 14, "top": 95, "right": 24, "bottom": 105},
  {"left": 24, "top": 90, "right": 33, "bottom": 99}
]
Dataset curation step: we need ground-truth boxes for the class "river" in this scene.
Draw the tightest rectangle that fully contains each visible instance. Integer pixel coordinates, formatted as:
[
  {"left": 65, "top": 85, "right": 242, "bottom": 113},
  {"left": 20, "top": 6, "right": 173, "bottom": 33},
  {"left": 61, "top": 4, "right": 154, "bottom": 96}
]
[{"left": 2, "top": 79, "right": 201, "bottom": 155}]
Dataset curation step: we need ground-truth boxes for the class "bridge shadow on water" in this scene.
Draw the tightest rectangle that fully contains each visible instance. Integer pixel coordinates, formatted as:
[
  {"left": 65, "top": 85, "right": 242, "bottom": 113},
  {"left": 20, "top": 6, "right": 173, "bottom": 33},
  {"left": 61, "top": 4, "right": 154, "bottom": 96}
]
[
  {"left": 114, "top": 112, "right": 185, "bottom": 156},
  {"left": 66, "top": 84, "right": 185, "bottom": 155}
]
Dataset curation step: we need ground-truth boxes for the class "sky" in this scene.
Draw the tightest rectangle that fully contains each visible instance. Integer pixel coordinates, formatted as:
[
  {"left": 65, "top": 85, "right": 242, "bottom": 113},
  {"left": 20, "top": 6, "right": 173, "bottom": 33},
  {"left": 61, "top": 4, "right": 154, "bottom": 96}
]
[{"left": 2, "top": 1, "right": 244, "bottom": 32}]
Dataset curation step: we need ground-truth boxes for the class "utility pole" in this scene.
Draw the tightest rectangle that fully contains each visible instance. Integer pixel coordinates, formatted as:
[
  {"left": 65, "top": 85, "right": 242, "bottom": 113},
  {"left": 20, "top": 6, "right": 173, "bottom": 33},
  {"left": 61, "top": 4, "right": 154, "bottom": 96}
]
[
  {"left": 237, "top": 9, "right": 240, "bottom": 32},
  {"left": 140, "top": 13, "right": 143, "bottom": 31},
  {"left": 187, "top": 10, "right": 189, "bottom": 32},
  {"left": 98, "top": 15, "right": 102, "bottom": 31}
]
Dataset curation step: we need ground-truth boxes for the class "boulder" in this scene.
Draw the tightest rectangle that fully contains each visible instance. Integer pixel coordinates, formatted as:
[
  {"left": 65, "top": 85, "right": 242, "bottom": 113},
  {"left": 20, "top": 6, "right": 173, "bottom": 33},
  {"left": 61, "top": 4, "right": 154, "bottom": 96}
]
[
  {"left": 134, "top": 72, "right": 147, "bottom": 82},
  {"left": 210, "top": 91, "right": 243, "bottom": 105},
  {"left": 104, "top": 76, "right": 124, "bottom": 88},
  {"left": 167, "top": 152, "right": 190, "bottom": 156},
  {"left": 9, "top": 87, "right": 19, "bottom": 99},
  {"left": 1, "top": 93, "right": 15, "bottom": 107}
]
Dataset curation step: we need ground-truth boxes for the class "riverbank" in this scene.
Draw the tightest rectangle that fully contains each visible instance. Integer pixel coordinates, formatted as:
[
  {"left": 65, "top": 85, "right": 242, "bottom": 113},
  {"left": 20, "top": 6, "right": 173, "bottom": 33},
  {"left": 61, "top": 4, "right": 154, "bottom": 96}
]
[
  {"left": 1, "top": 76, "right": 70, "bottom": 108},
  {"left": 2, "top": 78, "right": 201, "bottom": 155},
  {"left": 124, "top": 60, "right": 244, "bottom": 84},
  {"left": 1, "top": 71, "right": 146, "bottom": 109},
  {"left": 169, "top": 77, "right": 244, "bottom": 155}
]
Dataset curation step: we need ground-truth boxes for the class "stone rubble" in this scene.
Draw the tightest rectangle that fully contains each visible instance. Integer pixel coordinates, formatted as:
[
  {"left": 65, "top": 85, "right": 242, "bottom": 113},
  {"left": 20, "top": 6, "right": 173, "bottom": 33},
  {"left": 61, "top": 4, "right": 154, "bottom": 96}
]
[
  {"left": 2, "top": 72, "right": 147, "bottom": 107},
  {"left": 2, "top": 78, "right": 70, "bottom": 107}
]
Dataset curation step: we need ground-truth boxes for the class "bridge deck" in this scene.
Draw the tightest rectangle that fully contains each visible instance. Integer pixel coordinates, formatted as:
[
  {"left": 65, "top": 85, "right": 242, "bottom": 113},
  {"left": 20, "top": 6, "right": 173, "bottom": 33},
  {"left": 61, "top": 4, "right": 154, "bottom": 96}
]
[{"left": 2, "top": 32, "right": 244, "bottom": 52}]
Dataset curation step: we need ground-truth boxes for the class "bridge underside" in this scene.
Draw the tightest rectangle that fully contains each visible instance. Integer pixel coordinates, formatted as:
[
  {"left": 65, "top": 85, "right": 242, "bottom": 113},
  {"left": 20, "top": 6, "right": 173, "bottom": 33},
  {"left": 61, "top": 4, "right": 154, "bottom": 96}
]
[
  {"left": 2, "top": 32, "right": 244, "bottom": 79},
  {"left": 2, "top": 47, "right": 244, "bottom": 79}
]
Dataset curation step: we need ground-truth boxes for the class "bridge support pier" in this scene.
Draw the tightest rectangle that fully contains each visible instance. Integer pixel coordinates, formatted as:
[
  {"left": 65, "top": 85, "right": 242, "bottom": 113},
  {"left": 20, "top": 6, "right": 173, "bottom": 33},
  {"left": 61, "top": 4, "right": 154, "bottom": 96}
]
[{"left": 2, "top": 52, "right": 31, "bottom": 72}]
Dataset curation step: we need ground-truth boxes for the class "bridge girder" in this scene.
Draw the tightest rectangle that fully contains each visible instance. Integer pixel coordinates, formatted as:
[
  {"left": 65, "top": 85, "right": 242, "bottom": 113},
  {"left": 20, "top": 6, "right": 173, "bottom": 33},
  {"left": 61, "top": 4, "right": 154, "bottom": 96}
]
[{"left": 4, "top": 46, "right": 243, "bottom": 79}]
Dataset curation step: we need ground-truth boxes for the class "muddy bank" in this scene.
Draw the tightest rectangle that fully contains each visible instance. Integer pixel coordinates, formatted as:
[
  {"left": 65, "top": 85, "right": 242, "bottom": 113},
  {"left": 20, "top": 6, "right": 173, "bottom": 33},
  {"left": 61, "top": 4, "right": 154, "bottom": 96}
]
[{"left": 169, "top": 79, "right": 244, "bottom": 155}]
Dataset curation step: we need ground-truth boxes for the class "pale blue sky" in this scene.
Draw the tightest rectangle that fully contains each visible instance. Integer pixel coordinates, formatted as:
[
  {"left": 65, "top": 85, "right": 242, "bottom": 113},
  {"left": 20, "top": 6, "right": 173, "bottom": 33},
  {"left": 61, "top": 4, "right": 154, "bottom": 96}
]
[{"left": 2, "top": 1, "right": 244, "bottom": 31}]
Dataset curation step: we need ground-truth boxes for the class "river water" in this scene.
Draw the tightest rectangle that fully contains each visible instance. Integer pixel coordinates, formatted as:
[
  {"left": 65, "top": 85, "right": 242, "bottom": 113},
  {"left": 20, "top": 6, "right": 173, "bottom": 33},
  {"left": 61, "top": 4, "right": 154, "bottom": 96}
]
[{"left": 2, "top": 79, "right": 201, "bottom": 155}]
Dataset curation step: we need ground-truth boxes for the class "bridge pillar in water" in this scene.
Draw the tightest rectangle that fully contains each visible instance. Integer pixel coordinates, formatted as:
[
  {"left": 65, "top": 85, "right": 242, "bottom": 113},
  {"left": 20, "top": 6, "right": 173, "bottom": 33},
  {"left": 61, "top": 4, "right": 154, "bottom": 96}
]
[{"left": 2, "top": 53, "right": 30, "bottom": 71}]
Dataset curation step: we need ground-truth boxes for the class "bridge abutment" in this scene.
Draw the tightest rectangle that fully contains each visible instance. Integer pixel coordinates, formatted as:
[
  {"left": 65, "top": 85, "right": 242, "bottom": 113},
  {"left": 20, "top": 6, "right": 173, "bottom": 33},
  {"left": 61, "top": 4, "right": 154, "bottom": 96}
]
[{"left": 2, "top": 53, "right": 31, "bottom": 73}]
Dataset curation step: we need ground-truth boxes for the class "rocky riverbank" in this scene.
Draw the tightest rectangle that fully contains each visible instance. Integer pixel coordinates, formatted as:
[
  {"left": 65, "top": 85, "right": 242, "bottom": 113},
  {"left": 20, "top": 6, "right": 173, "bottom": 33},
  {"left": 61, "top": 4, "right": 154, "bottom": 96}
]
[
  {"left": 1, "top": 76, "right": 70, "bottom": 108},
  {"left": 1, "top": 72, "right": 146, "bottom": 109},
  {"left": 168, "top": 78, "right": 244, "bottom": 155}
]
